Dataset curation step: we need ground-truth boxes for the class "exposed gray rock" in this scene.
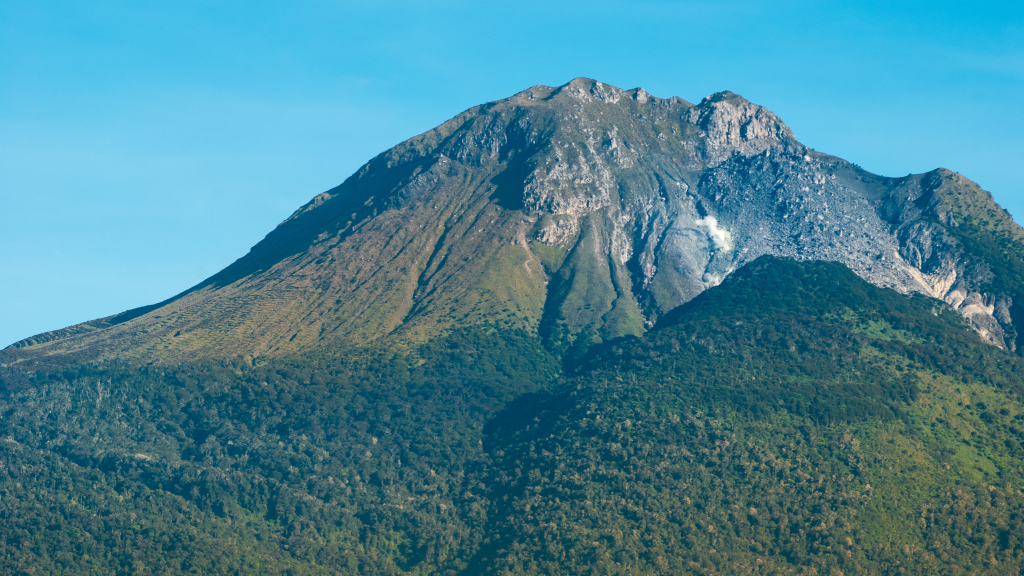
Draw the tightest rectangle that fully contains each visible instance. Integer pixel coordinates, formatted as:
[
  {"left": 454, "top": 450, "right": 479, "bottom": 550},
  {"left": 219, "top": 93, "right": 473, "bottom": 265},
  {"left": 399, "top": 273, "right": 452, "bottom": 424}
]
[{"left": 499, "top": 79, "right": 1020, "bottom": 348}]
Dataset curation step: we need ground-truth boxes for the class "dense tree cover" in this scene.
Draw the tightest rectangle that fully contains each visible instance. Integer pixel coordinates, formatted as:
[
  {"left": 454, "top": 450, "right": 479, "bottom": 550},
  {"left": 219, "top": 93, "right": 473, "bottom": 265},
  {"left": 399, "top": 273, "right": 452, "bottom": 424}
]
[
  {"left": 475, "top": 260, "right": 1024, "bottom": 574},
  {"left": 0, "top": 328, "right": 560, "bottom": 574},
  {"left": 3, "top": 257, "right": 1024, "bottom": 574}
]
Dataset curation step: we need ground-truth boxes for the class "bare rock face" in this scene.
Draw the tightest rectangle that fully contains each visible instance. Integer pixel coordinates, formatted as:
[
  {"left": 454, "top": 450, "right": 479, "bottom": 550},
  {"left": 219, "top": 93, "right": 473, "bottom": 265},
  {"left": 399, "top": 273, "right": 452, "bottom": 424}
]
[{"left": 6, "top": 78, "right": 1024, "bottom": 363}]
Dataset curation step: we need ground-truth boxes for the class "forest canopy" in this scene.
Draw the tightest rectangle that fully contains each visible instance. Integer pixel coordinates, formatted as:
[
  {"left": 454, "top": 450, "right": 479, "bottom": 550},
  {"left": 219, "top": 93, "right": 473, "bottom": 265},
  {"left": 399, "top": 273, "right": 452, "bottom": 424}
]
[{"left": 3, "top": 257, "right": 1024, "bottom": 574}]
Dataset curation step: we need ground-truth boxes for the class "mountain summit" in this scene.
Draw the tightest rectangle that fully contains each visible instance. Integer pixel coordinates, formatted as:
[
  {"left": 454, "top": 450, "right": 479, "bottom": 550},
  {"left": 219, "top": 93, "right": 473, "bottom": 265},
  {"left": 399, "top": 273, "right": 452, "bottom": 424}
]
[{"left": 7, "top": 78, "right": 1024, "bottom": 363}]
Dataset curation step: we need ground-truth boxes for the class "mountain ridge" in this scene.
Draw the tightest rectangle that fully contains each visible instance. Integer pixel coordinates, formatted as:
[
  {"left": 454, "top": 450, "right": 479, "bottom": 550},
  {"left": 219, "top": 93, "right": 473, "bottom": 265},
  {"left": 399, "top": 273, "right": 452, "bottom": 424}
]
[{"left": 5, "top": 78, "right": 1024, "bottom": 365}]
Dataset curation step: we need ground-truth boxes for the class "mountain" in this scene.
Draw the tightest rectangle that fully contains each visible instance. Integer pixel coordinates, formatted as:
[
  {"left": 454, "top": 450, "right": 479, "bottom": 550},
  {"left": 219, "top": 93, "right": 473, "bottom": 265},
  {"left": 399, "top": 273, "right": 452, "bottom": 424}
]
[
  {"left": 5, "top": 78, "right": 1024, "bottom": 366},
  {"left": 3, "top": 257, "right": 1024, "bottom": 574},
  {"left": 4, "top": 79, "right": 1024, "bottom": 574}
]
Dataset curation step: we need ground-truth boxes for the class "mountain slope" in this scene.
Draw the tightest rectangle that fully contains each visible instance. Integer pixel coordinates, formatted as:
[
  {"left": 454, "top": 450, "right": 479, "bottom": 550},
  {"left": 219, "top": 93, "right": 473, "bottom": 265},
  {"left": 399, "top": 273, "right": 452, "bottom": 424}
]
[
  {"left": 470, "top": 256, "right": 1024, "bottom": 574},
  {"left": 4, "top": 257, "right": 1024, "bottom": 574},
  {"left": 6, "top": 79, "right": 1024, "bottom": 364}
]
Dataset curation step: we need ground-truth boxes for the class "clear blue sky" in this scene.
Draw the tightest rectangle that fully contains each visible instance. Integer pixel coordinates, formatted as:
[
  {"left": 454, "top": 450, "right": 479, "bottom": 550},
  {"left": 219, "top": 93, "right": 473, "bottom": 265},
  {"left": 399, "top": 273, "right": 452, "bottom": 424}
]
[{"left": 2, "top": 0, "right": 1022, "bottom": 348}]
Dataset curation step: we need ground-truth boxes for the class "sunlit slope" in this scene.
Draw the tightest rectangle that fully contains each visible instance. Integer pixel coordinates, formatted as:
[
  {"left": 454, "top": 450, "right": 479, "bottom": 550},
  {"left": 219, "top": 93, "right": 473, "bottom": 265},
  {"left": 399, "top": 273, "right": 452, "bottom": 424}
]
[{"left": 6, "top": 79, "right": 1024, "bottom": 365}]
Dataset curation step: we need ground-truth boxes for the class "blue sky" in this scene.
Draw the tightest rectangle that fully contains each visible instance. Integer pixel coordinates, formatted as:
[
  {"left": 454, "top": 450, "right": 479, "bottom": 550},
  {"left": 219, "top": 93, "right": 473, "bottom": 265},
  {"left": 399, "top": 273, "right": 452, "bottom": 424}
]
[{"left": 1, "top": 0, "right": 1022, "bottom": 347}]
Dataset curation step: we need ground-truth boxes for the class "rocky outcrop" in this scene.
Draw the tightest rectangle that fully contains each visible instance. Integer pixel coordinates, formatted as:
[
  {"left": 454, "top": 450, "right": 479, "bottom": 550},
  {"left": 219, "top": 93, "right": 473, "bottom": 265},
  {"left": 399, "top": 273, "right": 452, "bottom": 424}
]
[{"left": 5, "top": 78, "right": 1023, "bottom": 364}]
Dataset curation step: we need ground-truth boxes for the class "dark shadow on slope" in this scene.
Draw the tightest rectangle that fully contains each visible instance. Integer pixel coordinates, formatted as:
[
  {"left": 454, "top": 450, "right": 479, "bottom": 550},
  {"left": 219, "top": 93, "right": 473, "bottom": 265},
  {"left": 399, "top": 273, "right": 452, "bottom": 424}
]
[
  {"left": 488, "top": 120, "right": 546, "bottom": 212},
  {"left": 488, "top": 159, "right": 529, "bottom": 211},
  {"left": 466, "top": 388, "right": 575, "bottom": 574}
]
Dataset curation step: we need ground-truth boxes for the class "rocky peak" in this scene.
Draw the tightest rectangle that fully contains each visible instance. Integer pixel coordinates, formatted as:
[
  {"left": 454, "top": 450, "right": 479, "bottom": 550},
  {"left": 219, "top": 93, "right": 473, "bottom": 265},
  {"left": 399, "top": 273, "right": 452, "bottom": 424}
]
[{"left": 690, "top": 91, "right": 795, "bottom": 165}]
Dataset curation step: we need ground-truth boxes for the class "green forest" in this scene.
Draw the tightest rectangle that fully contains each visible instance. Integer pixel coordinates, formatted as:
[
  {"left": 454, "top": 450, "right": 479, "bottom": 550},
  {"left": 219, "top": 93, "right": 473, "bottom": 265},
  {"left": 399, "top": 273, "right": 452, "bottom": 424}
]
[{"left": 4, "top": 257, "right": 1024, "bottom": 574}]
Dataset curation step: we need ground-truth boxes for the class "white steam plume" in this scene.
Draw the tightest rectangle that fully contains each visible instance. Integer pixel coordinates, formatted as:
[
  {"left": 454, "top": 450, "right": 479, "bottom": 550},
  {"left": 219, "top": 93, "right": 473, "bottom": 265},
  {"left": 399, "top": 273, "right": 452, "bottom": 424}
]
[{"left": 695, "top": 216, "right": 732, "bottom": 251}]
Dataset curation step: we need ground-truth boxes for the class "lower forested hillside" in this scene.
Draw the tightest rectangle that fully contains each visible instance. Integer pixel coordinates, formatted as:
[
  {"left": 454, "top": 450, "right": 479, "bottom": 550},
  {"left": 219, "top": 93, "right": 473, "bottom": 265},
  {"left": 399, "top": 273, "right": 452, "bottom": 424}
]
[
  {"left": 3, "top": 257, "right": 1024, "bottom": 574},
  {"left": 476, "top": 258, "right": 1024, "bottom": 574}
]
